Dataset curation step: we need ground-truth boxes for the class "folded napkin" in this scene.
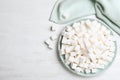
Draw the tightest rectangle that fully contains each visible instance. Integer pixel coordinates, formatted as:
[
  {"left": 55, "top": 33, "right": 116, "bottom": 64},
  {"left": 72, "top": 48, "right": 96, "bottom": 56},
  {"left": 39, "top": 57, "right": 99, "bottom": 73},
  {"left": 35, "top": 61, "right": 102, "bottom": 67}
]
[
  {"left": 50, "top": 0, "right": 95, "bottom": 23},
  {"left": 50, "top": 0, "right": 120, "bottom": 35}
]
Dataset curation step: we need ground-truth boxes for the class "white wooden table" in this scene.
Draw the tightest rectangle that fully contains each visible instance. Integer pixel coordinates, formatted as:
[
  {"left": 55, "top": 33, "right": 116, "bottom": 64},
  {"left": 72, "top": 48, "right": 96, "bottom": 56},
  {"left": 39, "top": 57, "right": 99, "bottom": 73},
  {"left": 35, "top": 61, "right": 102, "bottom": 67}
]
[{"left": 0, "top": 0, "right": 120, "bottom": 80}]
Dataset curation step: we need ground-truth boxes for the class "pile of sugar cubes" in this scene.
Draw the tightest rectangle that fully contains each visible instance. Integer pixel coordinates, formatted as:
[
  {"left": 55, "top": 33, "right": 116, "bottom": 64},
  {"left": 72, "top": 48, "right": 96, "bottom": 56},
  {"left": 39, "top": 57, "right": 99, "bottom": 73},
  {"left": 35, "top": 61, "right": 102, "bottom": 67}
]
[
  {"left": 44, "top": 26, "right": 58, "bottom": 49},
  {"left": 60, "top": 20, "right": 116, "bottom": 74}
]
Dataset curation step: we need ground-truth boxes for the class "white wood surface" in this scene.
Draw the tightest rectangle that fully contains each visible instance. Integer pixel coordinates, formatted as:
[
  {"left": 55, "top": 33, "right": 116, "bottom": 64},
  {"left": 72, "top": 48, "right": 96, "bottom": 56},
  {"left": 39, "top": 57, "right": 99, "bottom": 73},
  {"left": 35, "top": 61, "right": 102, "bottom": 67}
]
[{"left": 0, "top": 0, "right": 120, "bottom": 80}]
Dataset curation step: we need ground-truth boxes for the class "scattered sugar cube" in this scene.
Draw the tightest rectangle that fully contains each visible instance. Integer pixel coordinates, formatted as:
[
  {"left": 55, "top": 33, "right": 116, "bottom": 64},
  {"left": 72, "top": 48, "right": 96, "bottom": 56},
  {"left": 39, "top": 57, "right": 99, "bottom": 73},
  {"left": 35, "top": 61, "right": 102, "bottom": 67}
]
[
  {"left": 48, "top": 44, "right": 54, "bottom": 49},
  {"left": 44, "top": 39, "right": 52, "bottom": 45},
  {"left": 51, "top": 26, "right": 57, "bottom": 31},
  {"left": 50, "top": 35, "right": 57, "bottom": 40}
]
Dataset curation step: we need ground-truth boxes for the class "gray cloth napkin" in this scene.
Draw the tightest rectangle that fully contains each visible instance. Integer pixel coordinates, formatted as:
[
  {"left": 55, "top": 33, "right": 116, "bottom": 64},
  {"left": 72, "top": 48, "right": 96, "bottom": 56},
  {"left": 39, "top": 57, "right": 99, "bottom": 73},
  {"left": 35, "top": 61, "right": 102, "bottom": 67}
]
[
  {"left": 50, "top": 0, "right": 120, "bottom": 35},
  {"left": 50, "top": 0, "right": 95, "bottom": 24}
]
